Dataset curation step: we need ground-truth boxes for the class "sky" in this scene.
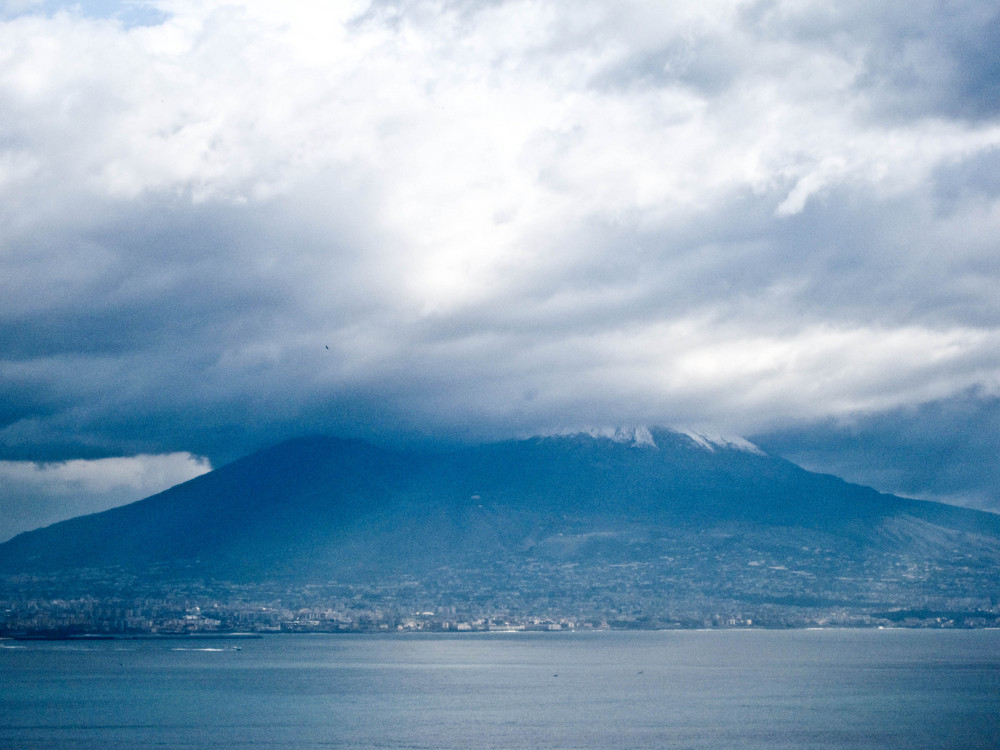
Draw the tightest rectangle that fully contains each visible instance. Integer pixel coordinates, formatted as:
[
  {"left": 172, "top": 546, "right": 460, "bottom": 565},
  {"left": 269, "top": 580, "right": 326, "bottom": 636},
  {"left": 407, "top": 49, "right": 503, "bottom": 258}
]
[{"left": 2, "top": 0, "right": 1000, "bottom": 540}]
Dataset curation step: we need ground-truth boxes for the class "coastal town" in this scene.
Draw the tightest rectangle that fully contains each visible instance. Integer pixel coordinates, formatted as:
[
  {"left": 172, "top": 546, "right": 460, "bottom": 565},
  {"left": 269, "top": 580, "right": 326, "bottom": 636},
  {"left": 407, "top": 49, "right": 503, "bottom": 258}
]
[{"left": 4, "top": 534, "right": 998, "bottom": 636}]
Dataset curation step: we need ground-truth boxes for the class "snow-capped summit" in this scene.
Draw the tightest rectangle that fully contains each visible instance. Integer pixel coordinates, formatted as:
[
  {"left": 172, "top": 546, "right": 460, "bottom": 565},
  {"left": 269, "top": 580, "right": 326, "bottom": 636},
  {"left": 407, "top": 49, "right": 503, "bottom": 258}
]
[
  {"left": 556, "top": 425, "right": 658, "bottom": 448},
  {"left": 550, "top": 425, "right": 766, "bottom": 454},
  {"left": 673, "top": 428, "right": 766, "bottom": 456}
]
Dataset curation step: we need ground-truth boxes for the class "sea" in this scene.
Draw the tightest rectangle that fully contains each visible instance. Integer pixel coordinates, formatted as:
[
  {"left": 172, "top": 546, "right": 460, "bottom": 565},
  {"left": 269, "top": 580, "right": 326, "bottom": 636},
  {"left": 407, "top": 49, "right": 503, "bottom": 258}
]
[{"left": 2, "top": 629, "right": 998, "bottom": 749}]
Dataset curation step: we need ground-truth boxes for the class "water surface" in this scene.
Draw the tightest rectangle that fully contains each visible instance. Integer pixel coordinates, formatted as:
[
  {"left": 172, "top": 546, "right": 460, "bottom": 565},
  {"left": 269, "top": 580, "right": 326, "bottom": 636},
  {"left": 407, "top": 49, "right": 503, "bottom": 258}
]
[{"left": 2, "top": 629, "right": 998, "bottom": 749}]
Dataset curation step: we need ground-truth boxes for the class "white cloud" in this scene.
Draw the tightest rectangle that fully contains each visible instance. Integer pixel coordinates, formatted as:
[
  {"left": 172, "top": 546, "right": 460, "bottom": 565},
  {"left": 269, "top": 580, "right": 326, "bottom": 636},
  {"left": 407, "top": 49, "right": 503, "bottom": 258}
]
[{"left": 0, "top": 453, "right": 211, "bottom": 541}]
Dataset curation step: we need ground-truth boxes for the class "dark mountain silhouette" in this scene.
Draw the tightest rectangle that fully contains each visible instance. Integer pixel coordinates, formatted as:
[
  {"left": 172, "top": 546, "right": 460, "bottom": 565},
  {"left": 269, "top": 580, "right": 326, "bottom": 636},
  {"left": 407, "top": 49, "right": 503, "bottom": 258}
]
[{"left": 1, "top": 428, "right": 998, "bottom": 626}]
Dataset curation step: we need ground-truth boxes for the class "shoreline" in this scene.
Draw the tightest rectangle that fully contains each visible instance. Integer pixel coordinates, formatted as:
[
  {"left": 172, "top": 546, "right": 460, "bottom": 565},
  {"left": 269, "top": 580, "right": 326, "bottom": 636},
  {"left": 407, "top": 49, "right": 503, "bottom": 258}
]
[{"left": 6, "top": 624, "right": 999, "bottom": 640}]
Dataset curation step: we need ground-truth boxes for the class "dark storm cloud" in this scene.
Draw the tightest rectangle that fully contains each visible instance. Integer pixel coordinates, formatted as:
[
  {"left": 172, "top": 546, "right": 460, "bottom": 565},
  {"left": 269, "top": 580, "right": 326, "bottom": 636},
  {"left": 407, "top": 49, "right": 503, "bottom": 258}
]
[
  {"left": 753, "top": 390, "right": 1000, "bottom": 512},
  {"left": 740, "top": 0, "right": 1000, "bottom": 122},
  {"left": 1, "top": 0, "right": 1000, "bottom": 520},
  {"left": 1, "top": 180, "right": 397, "bottom": 463},
  {"left": 854, "top": 4, "right": 1000, "bottom": 122}
]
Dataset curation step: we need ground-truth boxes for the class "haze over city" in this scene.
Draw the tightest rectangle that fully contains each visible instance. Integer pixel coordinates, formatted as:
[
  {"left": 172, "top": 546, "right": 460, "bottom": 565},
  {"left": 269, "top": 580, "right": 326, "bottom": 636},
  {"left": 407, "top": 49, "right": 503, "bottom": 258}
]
[{"left": 2, "top": 0, "right": 1000, "bottom": 540}]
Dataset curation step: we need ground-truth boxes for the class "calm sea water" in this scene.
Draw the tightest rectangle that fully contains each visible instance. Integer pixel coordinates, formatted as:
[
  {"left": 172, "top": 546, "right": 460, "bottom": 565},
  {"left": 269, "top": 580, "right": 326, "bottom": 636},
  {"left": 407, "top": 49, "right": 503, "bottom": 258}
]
[{"left": 2, "top": 629, "right": 998, "bottom": 749}]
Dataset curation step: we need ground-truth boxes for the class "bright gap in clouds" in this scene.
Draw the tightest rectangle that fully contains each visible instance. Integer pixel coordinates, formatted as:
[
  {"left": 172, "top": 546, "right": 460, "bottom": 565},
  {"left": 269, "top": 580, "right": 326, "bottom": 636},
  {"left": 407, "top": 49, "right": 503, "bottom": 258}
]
[{"left": 0, "top": 453, "right": 211, "bottom": 542}]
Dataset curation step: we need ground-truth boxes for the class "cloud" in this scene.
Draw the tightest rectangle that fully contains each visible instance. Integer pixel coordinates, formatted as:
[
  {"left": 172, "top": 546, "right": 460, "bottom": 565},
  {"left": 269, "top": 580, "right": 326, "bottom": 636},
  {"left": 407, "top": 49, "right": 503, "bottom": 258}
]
[
  {"left": 0, "top": 452, "right": 210, "bottom": 541},
  {"left": 0, "top": 0, "right": 999, "bottom": 516},
  {"left": 752, "top": 390, "right": 1000, "bottom": 513}
]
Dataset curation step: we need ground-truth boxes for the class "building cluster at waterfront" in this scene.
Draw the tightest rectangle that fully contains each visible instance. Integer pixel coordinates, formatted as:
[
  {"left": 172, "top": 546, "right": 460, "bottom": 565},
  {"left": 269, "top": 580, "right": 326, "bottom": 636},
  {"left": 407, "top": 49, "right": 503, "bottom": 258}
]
[{"left": 2, "top": 533, "right": 997, "bottom": 636}]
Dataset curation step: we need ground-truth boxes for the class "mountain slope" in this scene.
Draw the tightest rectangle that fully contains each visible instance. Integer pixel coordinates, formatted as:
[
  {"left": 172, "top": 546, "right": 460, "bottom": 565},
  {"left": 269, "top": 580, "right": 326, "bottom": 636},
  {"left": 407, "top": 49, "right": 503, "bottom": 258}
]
[{"left": 2, "top": 428, "right": 998, "bottom": 587}]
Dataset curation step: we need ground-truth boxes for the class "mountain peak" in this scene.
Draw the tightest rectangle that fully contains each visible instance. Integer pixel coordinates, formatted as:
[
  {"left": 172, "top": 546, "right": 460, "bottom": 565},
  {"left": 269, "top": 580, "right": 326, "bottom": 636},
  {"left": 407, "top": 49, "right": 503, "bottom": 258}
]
[
  {"left": 547, "top": 425, "right": 765, "bottom": 455},
  {"left": 672, "top": 428, "right": 766, "bottom": 456},
  {"left": 553, "top": 425, "right": 658, "bottom": 448},
  {"left": 3, "top": 432, "right": 1000, "bottom": 632}
]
